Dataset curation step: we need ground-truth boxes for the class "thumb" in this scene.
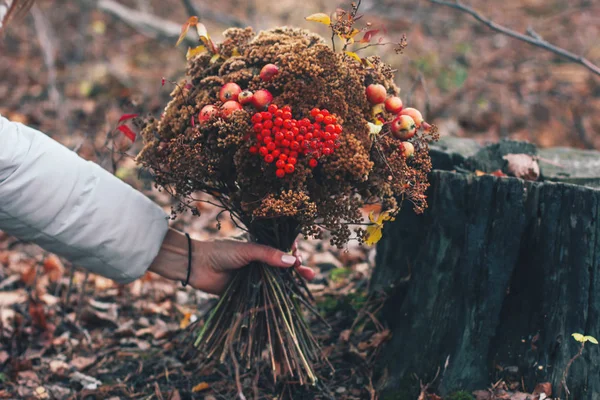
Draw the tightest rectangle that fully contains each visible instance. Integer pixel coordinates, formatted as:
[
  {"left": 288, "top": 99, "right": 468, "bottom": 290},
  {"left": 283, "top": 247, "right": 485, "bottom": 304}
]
[{"left": 242, "top": 243, "right": 298, "bottom": 268}]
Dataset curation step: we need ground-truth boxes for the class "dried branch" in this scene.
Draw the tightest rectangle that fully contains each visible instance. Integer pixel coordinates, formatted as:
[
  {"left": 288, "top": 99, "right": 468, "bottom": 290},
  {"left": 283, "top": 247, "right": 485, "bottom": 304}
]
[
  {"left": 428, "top": 0, "right": 600, "bottom": 77},
  {"left": 97, "top": 0, "right": 196, "bottom": 46},
  {"left": 0, "top": 0, "right": 34, "bottom": 34},
  {"left": 30, "top": 4, "right": 61, "bottom": 110},
  {"left": 180, "top": 0, "right": 247, "bottom": 27}
]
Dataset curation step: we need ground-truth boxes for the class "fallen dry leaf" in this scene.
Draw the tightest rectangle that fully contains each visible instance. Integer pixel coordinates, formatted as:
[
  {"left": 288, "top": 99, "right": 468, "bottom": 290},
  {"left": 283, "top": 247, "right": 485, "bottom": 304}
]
[
  {"left": 508, "top": 392, "right": 529, "bottom": 400},
  {"left": 339, "top": 329, "right": 351, "bottom": 342},
  {"left": 167, "top": 389, "right": 181, "bottom": 400},
  {"left": 0, "top": 290, "right": 26, "bottom": 306},
  {"left": 28, "top": 298, "right": 48, "bottom": 330},
  {"left": 34, "top": 386, "right": 49, "bottom": 399},
  {"left": 503, "top": 153, "right": 540, "bottom": 181},
  {"left": 69, "top": 356, "right": 96, "bottom": 371},
  {"left": 179, "top": 312, "right": 192, "bottom": 329},
  {"left": 70, "top": 371, "right": 101, "bottom": 390},
  {"left": 42, "top": 255, "right": 64, "bottom": 282},
  {"left": 17, "top": 370, "right": 40, "bottom": 386},
  {"left": 357, "top": 329, "right": 391, "bottom": 350},
  {"left": 191, "top": 382, "right": 210, "bottom": 392},
  {"left": 49, "top": 360, "right": 69, "bottom": 374},
  {"left": 78, "top": 307, "right": 118, "bottom": 328},
  {"left": 473, "top": 390, "right": 492, "bottom": 400},
  {"left": 533, "top": 382, "right": 552, "bottom": 396},
  {"left": 20, "top": 263, "right": 37, "bottom": 286}
]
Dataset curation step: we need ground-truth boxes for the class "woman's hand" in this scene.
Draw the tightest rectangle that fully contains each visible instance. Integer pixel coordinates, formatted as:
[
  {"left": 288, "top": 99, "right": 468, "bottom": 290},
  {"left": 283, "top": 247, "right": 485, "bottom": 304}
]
[{"left": 148, "top": 228, "right": 315, "bottom": 294}]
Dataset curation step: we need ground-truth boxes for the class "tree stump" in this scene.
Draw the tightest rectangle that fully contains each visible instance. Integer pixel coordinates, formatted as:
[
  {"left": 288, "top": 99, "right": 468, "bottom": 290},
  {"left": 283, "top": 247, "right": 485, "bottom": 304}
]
[{"left": 372, "top": 138, "right": 600, "bottom": 399}]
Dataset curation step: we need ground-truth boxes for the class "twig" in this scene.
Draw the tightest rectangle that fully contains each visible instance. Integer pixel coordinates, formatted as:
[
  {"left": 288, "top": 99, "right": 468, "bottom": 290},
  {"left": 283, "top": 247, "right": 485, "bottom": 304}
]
[
  {"left": 29, "top": 4, "right": 62, "bottom": 111},
  {"left": 571, "top": 107, "right": 595, "bottom": 149},
  {"left": 229, "top": 313, "right": 247, "bottom": 400},
  {"left": 75, "top": 270, "right": 89, "bottom": 323},
  {"left": 427, "top": 0, "right": 600, "bottom": 77},
  {"left": 0, "top": 0, "right": 34, "bottom": 34},
  {"left": 180, "top": 0, "right": 247, "bottom": 27},
  {"left": 97, "top": 0, "right": 196, "bottom": 46},
  {"left": 561, "top": 342, "right": 586, "bottom": 399}
]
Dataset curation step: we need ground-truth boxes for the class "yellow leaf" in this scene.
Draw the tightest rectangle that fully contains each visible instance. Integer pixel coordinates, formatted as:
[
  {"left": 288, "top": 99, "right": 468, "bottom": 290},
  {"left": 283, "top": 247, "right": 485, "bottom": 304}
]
[
  {"left": 475, "top": 170, "right": 486, "bottom": 176},
  {"left": 348, "top": 28, "right": 360, "bottom": 39},
  {"left": 365, "top": 225, "right": 383, "bottom": 245},
  {"left": 365, "top": 210, "right": 396, "bottom": 245},
  {"left": 91, "top": 20, "right": 106, "bottom": 35},
  {"left": 305, "top": 13, "right": 331, "bottom": 26},
  {"left": 186, "top": 45, "right": 207, "bottom": 60},
  {"left": 377, "top": 210, "right": 394, "bottom": 224},
  {"left": 585, "top": 335, "right": 599, "bottom": 344},
  {"left": 210, "top": 54, "right": 221, "bottom": 64},
  {"left": 368, "top": 210, "right": 377, "bottom": 224},
  {"left": 572, "top": 333, "right": 586, "bottom": 343},
  {"left": 371, "top": 103, "right": 385, "bottom": 116},
  {"left": 361, "top": 58, "right": 375, "bottom": 69},
  {"left": 191, "top": 382, "right": 210, "bottom": 392},
  {"left": 344, "top": 51, "right": 361, "bottom": 63},
  {"left": 339, "top": 28, "right": 360, "bottom": 40},
  {"left": 231, "top": 47, "right": 241, "bottom": 57},
  {"left": 180, "top": 312, "right": 192, "bottom": 329},
  {"left": 176, "top": 16, "right": 198, "bottom": 47}
]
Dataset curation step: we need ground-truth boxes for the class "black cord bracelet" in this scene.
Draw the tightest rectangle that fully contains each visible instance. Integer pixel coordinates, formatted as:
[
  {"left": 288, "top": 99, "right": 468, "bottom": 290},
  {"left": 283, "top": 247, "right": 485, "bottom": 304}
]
[{"left": 182, "top": 232, "right": 192, "bottom": 287}]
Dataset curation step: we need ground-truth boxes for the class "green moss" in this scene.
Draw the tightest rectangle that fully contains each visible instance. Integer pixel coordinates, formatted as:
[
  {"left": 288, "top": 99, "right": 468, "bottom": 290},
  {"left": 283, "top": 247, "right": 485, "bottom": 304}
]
[
  {"left": 317, "top": 295, "right": 340, "bottom": 314},
  {"left": 330, "top": 267, "right": 352, "bottom": 282},
  {"left": 447, "top": 391, "right": 475, "bottom": 400},
  {"left": 317, "top": 289, "right": 368, "bottom": 317},
  {"left": 347, "top": 291, "right": 367, "bottom": 310}
]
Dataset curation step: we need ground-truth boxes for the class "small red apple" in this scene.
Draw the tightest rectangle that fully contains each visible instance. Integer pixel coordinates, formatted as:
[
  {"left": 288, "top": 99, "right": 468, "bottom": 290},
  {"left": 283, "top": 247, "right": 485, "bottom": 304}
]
[
  {"left": 221, "top": 100, "right": 243, "bottom": 117},
  {"left": 219, "top": 82, "right": 242, "bottom": 103},
  {"left": 385, "top": 96, "right": 403, "bottom": 114},
  {"left": 252, "top": 89, "right": 273, "bottom": 110},
  {"left": 260, "top": 64, "right": 279, "bottom": 82},
  {"left": 366, "top": 84, "right": 387, "bottom": 105},
  {"left": 198, "top": 105, "right": 219, "bottom": 125},
  {"left": 238, "top": 90, "right": 254, "bottom": 105},
  {"left": 400, "top": 107, "right": 424, "bottom": 128},
  {"left": 390, "top": 115, "right": 416, "bottom": 140},
  {"left": 401, "top": 141, "right": 415, "bottom": 158}
]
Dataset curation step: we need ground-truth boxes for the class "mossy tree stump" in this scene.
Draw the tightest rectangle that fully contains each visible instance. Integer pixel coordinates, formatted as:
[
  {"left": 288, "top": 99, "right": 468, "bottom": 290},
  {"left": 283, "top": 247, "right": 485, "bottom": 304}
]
[{"left": 373, "top": 139, "right": 600, "bottom": 399}]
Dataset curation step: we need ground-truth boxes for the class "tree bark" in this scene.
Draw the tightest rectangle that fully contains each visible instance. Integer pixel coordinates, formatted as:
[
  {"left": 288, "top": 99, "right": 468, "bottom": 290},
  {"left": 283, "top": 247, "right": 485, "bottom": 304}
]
[{"left": 373, "top": 139, "right": 600, "bottom": 399}]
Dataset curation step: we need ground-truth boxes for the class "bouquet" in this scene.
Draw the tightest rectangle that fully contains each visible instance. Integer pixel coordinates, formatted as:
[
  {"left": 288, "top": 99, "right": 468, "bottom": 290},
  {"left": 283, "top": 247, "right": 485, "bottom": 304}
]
[{"left": 137, "top": 3, "right": 438, "bottom": 386}]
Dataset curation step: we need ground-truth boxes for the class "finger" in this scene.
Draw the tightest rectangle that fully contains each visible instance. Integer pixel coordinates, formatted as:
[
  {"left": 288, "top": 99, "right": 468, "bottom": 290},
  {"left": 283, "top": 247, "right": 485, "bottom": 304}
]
[
  {"left": 242, "top": 243, "right": 298, "bottom": 268},
  {"left": 295, "top": 265, "right": 315, "bottom": 281},
  {"left": 292, "top": 245, "right": 303, "bottom": 268}
]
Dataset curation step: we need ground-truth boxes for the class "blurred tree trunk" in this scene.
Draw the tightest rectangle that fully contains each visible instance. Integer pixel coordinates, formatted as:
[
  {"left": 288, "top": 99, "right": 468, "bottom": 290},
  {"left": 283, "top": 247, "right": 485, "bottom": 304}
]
[{"left": 372, "top": 139, "right": 600, "bottom": 399}]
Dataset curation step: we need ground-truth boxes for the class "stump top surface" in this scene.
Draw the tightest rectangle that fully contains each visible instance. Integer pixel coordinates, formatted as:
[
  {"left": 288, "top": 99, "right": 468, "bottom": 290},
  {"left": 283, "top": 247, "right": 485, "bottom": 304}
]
[{"left": 431, "top": 137, "right": 600, "bottom": 188}]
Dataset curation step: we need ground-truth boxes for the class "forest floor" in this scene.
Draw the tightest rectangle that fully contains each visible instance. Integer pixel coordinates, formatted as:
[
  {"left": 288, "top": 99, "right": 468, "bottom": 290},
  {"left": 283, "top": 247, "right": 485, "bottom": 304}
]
[{"left": 0, "top": 0, "right": 598, "bottom": 399}]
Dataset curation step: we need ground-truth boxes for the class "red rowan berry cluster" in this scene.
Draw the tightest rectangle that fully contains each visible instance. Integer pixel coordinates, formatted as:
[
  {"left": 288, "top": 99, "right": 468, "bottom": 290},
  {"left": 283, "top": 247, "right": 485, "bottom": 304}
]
[{"left": 248, "top": 104, "right": 343, "bottom": 178}]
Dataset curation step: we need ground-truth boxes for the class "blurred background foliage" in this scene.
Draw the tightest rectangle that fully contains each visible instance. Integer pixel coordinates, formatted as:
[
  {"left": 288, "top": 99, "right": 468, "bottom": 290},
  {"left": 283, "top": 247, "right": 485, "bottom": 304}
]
[{"left": 1, "top": 0, "right": 599, "bottom": 156}]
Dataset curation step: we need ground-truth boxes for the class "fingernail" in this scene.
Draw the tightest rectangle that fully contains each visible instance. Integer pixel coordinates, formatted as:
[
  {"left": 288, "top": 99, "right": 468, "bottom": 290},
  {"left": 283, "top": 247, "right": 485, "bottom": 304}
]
[{"left": 281, "top": 255, "right": 297, "bottom": 265}]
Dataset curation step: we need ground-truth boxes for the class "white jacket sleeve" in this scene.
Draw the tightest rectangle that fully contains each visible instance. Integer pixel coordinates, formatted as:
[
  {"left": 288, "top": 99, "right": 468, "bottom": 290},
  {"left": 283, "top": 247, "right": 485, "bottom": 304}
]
[{"left": 0, "top": 115, "right": 169, "bottom": 283}]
